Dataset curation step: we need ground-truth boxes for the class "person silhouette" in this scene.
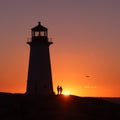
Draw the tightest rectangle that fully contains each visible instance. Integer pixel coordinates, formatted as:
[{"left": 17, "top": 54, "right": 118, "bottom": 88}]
[
  {"left": 57, "top": 85, "right": 60, "bottom": 95},
  {"left": 59, "top": 86, "right": 63, "bottom": 95}
]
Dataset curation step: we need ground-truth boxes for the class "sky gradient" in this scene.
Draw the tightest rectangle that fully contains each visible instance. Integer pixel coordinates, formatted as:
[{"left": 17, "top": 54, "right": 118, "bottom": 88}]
[{"left": 0, "top": 0, "right": 120, "bottom": 97}]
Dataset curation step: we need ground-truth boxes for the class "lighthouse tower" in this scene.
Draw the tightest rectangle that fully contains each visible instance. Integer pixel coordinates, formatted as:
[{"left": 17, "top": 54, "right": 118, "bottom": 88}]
[{"left": 26, "top": 22, "right": 54, "bottom": 95}]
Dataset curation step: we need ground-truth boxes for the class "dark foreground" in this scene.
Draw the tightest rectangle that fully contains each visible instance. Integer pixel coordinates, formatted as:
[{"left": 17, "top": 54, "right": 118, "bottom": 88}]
[{"left": 0, "top": 93, "right": 120, "bottom": 120}]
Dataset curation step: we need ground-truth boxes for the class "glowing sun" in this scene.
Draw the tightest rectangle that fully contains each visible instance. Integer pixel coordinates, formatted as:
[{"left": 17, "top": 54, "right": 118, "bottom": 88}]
[{"left": 63, "top": 91, "right": 70, "bottom": 96}]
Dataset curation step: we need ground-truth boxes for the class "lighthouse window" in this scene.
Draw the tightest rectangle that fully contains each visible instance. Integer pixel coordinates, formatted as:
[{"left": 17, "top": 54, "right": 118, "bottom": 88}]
[
  {"left": 40, "top": 31, "right": 45, "bottom": 36},
  {"left": 34, "top": 31, "right": 46, "bottom": 37},
  {"left": 35, "top": 31, "right": 40, "bottom": 36}
]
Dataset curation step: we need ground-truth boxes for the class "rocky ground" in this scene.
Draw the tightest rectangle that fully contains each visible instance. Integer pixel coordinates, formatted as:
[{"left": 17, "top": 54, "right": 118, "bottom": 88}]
[{"left": 0, "top": 93, "right": 120, "bottom": 120}]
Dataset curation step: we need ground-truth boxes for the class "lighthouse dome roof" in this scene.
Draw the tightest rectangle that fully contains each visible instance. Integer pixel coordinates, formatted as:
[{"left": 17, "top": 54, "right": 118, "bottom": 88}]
[{"left": 32, "top": 22, "right": 48, "bottom": 31}]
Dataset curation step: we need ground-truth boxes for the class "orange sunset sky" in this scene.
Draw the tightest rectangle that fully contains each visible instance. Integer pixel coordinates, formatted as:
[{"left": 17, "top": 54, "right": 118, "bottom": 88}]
[{"left": 0, "top": 0, "right": 120, "bottom": 97}]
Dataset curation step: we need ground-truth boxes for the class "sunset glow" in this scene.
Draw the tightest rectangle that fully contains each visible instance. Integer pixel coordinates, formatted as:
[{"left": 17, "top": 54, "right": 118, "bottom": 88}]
[
  {"left": 0, "top": 0, "right": 120, "bottom": 97},
  {"left": 63, "top": 91, "right": 70, "bottom": 96}
]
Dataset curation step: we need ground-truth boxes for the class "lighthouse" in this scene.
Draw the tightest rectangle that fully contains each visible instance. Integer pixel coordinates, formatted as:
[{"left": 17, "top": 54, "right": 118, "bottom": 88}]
[{"left": 26, "top": 22, "right": 54, "bottom": 95}]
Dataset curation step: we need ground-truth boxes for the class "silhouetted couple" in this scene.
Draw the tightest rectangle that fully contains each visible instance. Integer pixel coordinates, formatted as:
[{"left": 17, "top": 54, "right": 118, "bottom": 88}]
[{"left": 57, "top": 85, "right": 63, "bottom": 95}]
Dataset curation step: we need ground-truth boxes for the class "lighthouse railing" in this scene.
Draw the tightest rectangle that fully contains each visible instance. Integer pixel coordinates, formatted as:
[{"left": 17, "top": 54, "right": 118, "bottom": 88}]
[{"left": 26, "top": 37, "right": 53, "bottom": 43}]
